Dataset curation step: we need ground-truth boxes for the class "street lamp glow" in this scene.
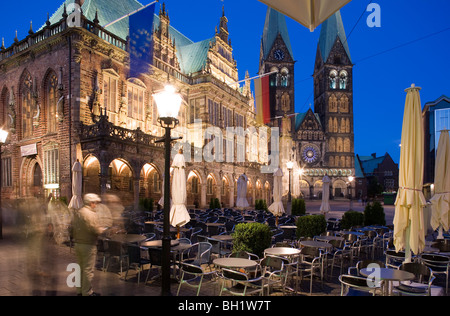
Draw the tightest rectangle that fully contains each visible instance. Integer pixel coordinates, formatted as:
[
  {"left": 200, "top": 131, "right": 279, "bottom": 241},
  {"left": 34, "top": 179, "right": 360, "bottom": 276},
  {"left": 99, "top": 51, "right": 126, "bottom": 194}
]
[
  {"left": 348, "top": 176, "right": 354, "bottom": 182},
  {"left": 286, "top": 161, "right": 294, "bottom": 170},
  {"left": 0, "top": 129, "right": 8, "bottom": 144},
  {"left": 153, "top": 85, "right": 183, "bottom": 119}
]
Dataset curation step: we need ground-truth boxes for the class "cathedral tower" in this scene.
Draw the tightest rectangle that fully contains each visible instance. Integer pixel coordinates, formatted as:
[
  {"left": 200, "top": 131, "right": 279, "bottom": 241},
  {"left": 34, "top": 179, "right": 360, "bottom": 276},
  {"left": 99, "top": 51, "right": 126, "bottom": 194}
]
[
  {"left": 313, "top": 11, "right": 355, "bottom": 176},
  {"left": 259, "top": 8, "right": 296, "bottom": 129}
]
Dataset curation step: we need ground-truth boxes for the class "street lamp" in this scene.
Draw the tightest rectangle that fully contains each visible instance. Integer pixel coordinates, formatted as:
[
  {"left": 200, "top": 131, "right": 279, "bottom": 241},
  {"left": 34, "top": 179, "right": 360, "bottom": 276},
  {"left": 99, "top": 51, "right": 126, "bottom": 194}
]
[
  {"left": 0, "top": 129, "right": 8, "bottom": 240},
  {"left": 348, "top": 175, "right": 354, "bottom": 210},
  {"left": 286, "top": 161, "right": 294, "bottom": 203},
  {"left": 153, "top": 84, "right": 183, "bottom": 296}
]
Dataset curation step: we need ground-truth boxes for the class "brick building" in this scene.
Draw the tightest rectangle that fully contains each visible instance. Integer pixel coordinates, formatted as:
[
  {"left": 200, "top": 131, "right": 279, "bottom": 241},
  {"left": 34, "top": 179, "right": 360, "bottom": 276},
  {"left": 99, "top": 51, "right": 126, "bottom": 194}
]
[{"left": 0, "top": 0, "right": 272, "bottom": 209}]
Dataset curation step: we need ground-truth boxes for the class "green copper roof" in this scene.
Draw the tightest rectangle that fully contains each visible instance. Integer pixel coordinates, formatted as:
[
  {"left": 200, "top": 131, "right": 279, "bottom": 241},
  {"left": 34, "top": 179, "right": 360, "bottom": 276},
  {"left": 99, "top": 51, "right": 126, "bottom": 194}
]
[
  {"left": 318, "top": 11, "right": 351, "bottom": 63},
  {"left": 45, "top": 0, "right": 216, "bottom": 75},
  {"left": 45, "top": 0, "right": 143, "bottom": 40},
  {"left": 261, "top": 7, "right": 294, "bottom": 60}
]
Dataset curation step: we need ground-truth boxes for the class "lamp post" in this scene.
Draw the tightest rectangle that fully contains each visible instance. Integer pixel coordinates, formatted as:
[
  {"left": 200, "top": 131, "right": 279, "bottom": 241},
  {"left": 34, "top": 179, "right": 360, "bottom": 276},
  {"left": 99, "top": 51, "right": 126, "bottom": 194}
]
[
  {"left": 153, "top": 85, "right": 183, "bottom": 296},
  {"left": 348, "top": 175, "right": 354, "bottom": 210},
  {"left": 286, "top": 161, "right": 294, "bottom": 215},
  {"left": 0, "top": 129, "right": 9, "bottom": 240}
]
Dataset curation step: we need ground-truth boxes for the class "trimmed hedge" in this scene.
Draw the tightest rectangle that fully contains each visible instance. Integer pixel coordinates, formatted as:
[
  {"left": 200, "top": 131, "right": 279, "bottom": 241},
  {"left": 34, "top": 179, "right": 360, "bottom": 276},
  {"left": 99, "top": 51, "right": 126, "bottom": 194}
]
[
  {"left": 296, "top": 215, "right": 327, "bottom": 238},
  {"left": 340, "top": 210, "right": 364, "bottom": 230},
  {"left": 232, "top": 222, "right": 273, "bottom": 258},
  {"left": 363, "top": 201, "right": 386, "bottom": 226}
]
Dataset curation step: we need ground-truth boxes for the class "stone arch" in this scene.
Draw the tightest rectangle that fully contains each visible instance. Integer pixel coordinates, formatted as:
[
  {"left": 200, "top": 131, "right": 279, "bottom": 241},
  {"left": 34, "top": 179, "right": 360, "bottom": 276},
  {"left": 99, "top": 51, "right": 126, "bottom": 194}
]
[
  {"left": 187, "top": 169, "right": 202, "bottom": 208},
  {"left": 19, "top": 155, "right": 44, "bottom": 199}
]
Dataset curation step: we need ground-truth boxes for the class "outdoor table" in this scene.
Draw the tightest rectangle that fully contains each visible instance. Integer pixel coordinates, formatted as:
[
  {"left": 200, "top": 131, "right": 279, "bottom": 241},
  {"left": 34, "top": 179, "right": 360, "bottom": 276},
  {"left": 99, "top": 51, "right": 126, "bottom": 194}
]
[
  {"left": 110, "top": 234, "right": 147, "bottom": 244},
  {"left": 211, "top": 235, "right": 233, "bottom": 242},
  {"left": 264, "top": 247, "right": 300, "bottom": 257},
  {"left": 338, "top": 231, "right": 365, "bottom": 237},
  {"left": 213, "top": 258, "right": 258, "bottom": 270},
  {"left": 279, "top": 225, "right": 297, "bottom": 229},
  {"left": 360, "top": 267, "right": 415, "bottom": 296},
  {"left": 314, "top": 235, "right": 344, "bottom": 242},
  {"left": 300, "top": 240, "right": 333, "bottom": 250},
  {"left": 144, "top": 221, "right": 163, "bottom": 226},
  {"left": 141, "top": 239, "right": 180, "bottom": 248}
]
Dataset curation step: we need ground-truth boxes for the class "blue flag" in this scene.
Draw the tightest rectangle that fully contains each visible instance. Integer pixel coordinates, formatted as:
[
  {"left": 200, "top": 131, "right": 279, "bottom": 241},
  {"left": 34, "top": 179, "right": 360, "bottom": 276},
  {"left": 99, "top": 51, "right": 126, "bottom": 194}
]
[{"left": 129, "top": 3, "right": 156, "bottom": 78}]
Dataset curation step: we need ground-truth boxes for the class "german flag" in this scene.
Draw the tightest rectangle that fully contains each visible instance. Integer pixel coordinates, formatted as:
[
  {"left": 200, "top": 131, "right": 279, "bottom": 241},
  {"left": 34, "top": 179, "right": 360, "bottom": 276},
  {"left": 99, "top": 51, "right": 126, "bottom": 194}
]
[{"left": 255, "top": 74, "right": 272, "bottom": 125}]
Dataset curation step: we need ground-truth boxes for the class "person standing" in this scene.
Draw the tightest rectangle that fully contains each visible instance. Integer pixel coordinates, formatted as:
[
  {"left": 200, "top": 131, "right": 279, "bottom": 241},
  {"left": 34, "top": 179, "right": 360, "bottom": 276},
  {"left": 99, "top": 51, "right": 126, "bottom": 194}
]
[{"left": 72, "top": 194, "right": 105, "bottom": 296}]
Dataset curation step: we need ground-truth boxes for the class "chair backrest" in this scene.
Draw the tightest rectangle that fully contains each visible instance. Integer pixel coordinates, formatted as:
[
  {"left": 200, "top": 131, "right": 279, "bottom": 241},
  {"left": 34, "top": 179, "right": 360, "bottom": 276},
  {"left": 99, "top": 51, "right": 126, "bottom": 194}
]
[
  {"left": 421, "top": 254, "right": 450, "bottom": 269},
  {"left": 400, "top": 262, "right": 432, "bottom": 283},
  {"left": 181, "top": 262, "right": 203, "bottom": 274},
  {"left": 356, "top": 260, "right": 385, "bottom": 271},
  {"left": 106, "top": 240, "right": 125, "bottom": 256},
  {"left": 329, "top": 239, "right": 345, "bottom": 249},
  {"left": 197, "top": 235, "right": 209, "bottom": 243},
  {"left": 260, "top": 255, "right": 284, "bottom": 271},
  {"left": 148, "top": 248, "right": 163, "bottom": 266},
  {"left": 385, "top": 250, "right": 406, "bottom": 268},
  {"left": 190, "top": 242, "right": 212, "bottom": 264},
  {"left": 222, "top": 268, "right": 249, "bottom": 281},
  {"left": 127, "top": 244, "right": 142, "bottom": 263},
  {"left": 300, "top": 246, "right": 320, "bottom": 258},
  {"left": 229, "top": 251, "right": 250, "bottom": 259}
]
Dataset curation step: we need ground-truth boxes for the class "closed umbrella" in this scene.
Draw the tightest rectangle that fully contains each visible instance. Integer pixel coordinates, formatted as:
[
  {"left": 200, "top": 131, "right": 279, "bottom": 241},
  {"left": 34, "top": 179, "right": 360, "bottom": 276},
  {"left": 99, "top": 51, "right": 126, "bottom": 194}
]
[
  {"left": 320, "top": 175, "right": 331, "bottom": 215},
  {"left": 393, "top": 84, "right": 427, "bottom": 262},
  {"left": 258, "top": 0, "right": 351, "bottom": 31},
  {"left": 68, "top": 160, "right": 83, "bottom": 211},
  {"left": 236, "top": 174, "right": 250, "bottom": 210},
  {"left": 430, "top": 129, "right": 450, "bottom": 239},
  {"left": 158, "top": 173, "right": 172, "bottom": 208},
  {"left": 169, "top": 151, "right": 190, "bottom": 234},
  {"left": 269, "top": 168, "right": 285, "bottom": 224}
]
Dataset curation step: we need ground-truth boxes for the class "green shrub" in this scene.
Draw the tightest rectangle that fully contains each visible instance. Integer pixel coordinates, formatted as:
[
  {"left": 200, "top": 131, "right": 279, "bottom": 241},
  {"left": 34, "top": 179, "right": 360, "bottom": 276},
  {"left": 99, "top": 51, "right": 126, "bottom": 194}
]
[
  {"left": 364, "top": 201, "right": 386, "bottom": 226},
  {"left": 232, "top": 222, "right": 273, "bottom": 258},
  {"left": 139, "top": 197, "right": 154, "bottom": 213},
  {"left": 340, "top": 210, "right": 364, "bottom": 230},
  {"left": 291, "top": 198, "right": 306, "bottom": 216},
  {"left": 255, "top": 199, "right": 268, "bottom": 212},
  {"left": 209, "top": 198, "right": 221, "bottom": 209},
  {"left": 296, "top": 215, "right": 327, "bottom": 238}
]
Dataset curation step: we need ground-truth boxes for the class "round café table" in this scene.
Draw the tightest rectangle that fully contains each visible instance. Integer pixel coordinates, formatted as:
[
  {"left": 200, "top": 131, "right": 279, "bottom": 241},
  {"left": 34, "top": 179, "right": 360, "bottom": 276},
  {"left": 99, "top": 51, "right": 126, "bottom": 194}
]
[
  {"left": 141, "top": 239, "right": 180, "bottom": 248},
  {"left": 110, "top": 234, "right": 147, "bottom": 244},
  {"left": 360, "top": 267, "right": 415, "bottom": 296},
  {"left": 211, "top": 235, "right": 233, "bottom": 242},
  {"left": 300, "top": 240, "right": 332, "bottom": 250},
  {"left": 314, "top": 235, "right": 344, "bottom": 242},
  {"left": 264, "top": 247, "right": 300, "bottom": 257},
  {"left": 213, "top": 258, "right": 258, "bottom": 270}
]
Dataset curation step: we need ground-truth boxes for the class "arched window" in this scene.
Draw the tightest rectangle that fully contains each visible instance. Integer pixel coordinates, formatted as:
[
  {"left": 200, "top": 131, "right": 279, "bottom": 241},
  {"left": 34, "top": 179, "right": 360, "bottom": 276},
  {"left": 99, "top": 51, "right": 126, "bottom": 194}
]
[
  {"left": 329, "top": 70, "right": 338, "bottom": 89},
  {"left": 280, "top": 68, "right": 289, "bottom": 87},
  {"left": 339, "top": 70, "right": 348, "bottom": 89},
  {"left": 0, "top": 87, "right": 8, "bottom": 127},
  {"left": 270, "top": 67, "right": 278, "bottom": 87},
  {"left": 46, "top": 72, "right": 58, "bottom": 133},
  {"left": 21, "top": 73, "right": 34, "bottom": 139}
]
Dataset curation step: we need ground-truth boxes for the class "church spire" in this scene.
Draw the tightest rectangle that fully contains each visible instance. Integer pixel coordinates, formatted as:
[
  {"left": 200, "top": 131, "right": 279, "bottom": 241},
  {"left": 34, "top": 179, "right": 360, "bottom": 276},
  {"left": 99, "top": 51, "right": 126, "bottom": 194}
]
[
  {"left": 261, "top": 7, "right": 293, "bottom": 61},
  {"left": 318, "top": 11, "right": 352, "bottom": 63}
]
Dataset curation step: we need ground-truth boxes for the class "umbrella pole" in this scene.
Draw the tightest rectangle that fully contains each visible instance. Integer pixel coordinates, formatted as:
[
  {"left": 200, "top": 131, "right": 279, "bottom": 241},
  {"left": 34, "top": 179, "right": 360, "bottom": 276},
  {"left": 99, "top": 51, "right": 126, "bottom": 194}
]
[
  {"left": 177, "top": 226, "right": 180, "bottom": 240},
  {"left": 404, "top": 222, "right": 412, "bottom": 263},
  {"left": 438, "top": 225, "right": 444, "bottom": 239}
]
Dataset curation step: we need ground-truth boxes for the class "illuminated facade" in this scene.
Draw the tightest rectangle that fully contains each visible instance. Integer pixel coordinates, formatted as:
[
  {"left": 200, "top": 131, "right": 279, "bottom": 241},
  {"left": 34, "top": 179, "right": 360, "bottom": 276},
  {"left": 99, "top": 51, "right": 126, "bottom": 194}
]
[{"left": 0, "top": 1, "right": 271, "bottom": 208}]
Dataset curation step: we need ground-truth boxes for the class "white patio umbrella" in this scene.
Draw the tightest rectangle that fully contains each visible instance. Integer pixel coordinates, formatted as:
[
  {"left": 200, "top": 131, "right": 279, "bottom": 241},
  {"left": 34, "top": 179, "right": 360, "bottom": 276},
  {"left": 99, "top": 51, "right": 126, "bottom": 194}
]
[
  {"left": 430, "top": 129, "right": 450, "bottom": 239},
  {"left": 169, "top": 151, "right": 190, "bottom": 234},
  {"left": 68, "top": 160, "right": 83, "bottom": 211},
  {"left": 268, "top": 168, "right": 285, "bottom": 224},
  {"left": 236, "top": 174, "right": 250, "bottom": 210},
  {"left": 258, "top": 0, "right": 351, "bottom": 31},
  {"left": 393, "top": 84, "right": 427, "bottom": 262},
  {"left": 320, "top": 175, "right": 331, "bottom": 215}
]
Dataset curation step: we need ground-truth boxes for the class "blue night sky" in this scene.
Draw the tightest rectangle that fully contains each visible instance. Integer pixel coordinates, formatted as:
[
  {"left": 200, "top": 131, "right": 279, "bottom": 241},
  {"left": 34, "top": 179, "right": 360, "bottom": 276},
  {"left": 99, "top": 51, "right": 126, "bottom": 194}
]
[{"left": 1, "top": 0, "right": 449, "bottom": 164}]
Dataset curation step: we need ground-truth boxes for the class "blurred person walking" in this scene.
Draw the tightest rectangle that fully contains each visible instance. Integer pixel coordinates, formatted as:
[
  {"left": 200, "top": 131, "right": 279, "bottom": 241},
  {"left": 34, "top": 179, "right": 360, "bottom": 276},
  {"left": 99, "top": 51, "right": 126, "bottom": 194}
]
[{"left": 71, "top": 194, "right": 106, "bottom": 296}]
